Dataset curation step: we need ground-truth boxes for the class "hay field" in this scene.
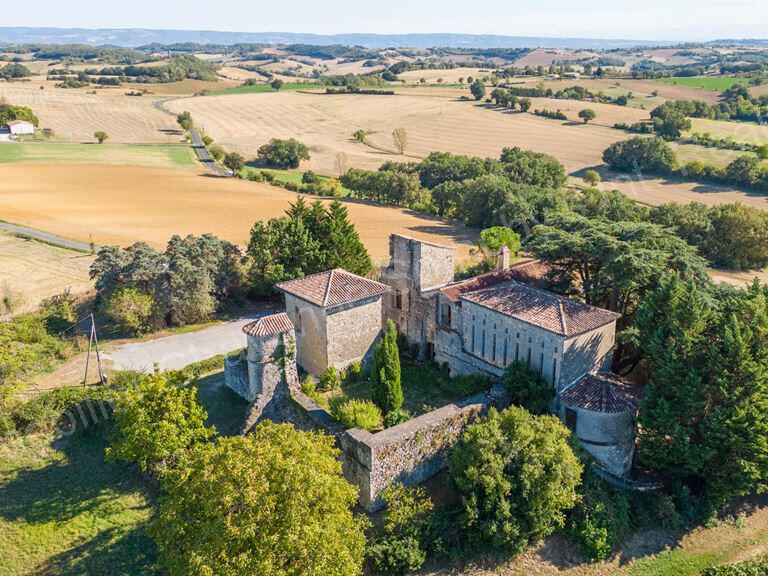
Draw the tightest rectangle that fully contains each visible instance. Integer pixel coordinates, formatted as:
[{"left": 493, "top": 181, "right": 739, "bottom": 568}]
[
  {"left": 0, "top": 164, "right": 477, "bottom": 261},
  {"left": 0, "top": 232, "right": 93, "bottom": 317},
  {"left": 398, "top": 67, "right": 487, "bottom": 84},
  {"left": 525, "top": 97, "right": 649, "bottom": 127},
  {"left": 0, "top": 81, "right": 179, "bottom": 142},
  {"left": 609, "top": 78, "right": 724, "bottom": 104},
  {"left": 166, "top": 91, "right": 629, "bottom": 174}
]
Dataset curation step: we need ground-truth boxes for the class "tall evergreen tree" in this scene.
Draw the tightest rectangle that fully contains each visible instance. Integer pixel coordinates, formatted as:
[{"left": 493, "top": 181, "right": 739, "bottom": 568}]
[
  {"left": 371, "top": 320, "right": 402, "bottom": 414},
  {"left": 323, "top": 200, "right": 372, "bottom": 275}
]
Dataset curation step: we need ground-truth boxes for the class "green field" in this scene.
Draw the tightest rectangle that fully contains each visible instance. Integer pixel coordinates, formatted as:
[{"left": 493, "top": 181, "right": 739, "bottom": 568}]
[
  {"left": 0, "top": 142, "right": 198, "bottom": 168},
  {"left": 208, "top": 83, "right": 331, "bottom": 96},
  {"left": 656, "top": 76, "right": 750, "bottom": 91}
]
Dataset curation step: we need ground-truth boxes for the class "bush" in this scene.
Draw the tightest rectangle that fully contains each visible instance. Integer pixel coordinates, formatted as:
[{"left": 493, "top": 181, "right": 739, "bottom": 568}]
[
  {"left": 302, "top": 170, "right": 320, "bottom": 184},
  {"left": 449, "top": 406, "right": 582, "bottom": 552},
  {"left": 372, "top": 320, "right": 403, "bottom": 415},
  {"left": 39, "top": 290, "right": 77, "bottom": 333},
  {"left": 318, "top": 366, "right": 340, "bottom": 391},
  {"left": 503, "top": 361, "right": 556, "bottom": 414},
  {"left": 103, "top": 286, "right": 154, "bottom": 336},
  {"left": 329, "top": 396, "right": 383, "bottom": 431},
  {"left": 383, "top": 408, "right": 411, "bottom": 428},
  {"left": 12, "top": 386, "right": 114, "bottom": 435},
  {"left": 367, "top": 483, "right": 434, "bottom": 575},
  {"left": 106, "top": 372, "right": 215, "bottom": 475},
  {"left": 583, "top": 169, "right": 601, "bottom": 186},
  {"left": 345, "top": 359, "right": 363, "bottom": 383},
  {"left": 702, "top": 558, "right": 768, "bottom": 576},
  {"left": 301, "top": 375, "right": 318, "bottom": 400}
]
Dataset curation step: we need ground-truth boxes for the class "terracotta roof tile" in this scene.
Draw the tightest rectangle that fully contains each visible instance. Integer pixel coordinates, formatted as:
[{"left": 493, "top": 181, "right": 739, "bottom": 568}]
[
  {"left": 560, "top": 372, "right": 642, "bottom": 413},
  {"left": 461, "top": 281, "right": 620, "bottom": 337},
  {"left": 277, "top": 268, "right": 390, "bottom": 309},
  {"left": 242, "top": 312, "right": 294, "bottom": 337},
  {"left": 440, "top": 259, "right": 556, "bottom": 303}
]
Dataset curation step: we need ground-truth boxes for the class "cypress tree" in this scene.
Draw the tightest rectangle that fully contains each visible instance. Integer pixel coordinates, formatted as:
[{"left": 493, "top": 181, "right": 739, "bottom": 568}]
[{"left": 371, "top": 320, "right": 402, "bottom": 414}]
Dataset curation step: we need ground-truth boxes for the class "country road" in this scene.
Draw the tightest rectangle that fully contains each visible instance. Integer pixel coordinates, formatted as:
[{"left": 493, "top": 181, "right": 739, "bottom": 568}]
[
  {"left": 0, "top": 220, "right": 94, "bottom": 252},
  {"left": 153, "top": 98, "right": 232, "bottom": 177}
]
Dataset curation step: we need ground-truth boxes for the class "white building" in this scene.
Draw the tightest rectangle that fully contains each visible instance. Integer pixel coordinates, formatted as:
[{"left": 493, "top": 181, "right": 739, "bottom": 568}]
[{"left": 7, "top": 120, "right": 34, "bottom": 136}]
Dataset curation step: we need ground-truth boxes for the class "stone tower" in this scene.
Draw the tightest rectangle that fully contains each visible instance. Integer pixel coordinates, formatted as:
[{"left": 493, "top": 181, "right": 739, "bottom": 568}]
[{"left": 224, "top": 312, "right": 299, "bottom": 433}]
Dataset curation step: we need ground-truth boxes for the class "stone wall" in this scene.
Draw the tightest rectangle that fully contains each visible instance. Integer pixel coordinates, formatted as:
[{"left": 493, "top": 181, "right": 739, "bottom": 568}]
[
  {"left": 224, "top": 352, "right": 250, "bottom": 399},
  {"left": 286, "top": 383, "right": 507, "bottom": 511},
  {"left": 325, "top": 296, "right": 385, "bottom": 372},
  {"left": 284, "top": 293, "right": 328, "bottom": 377},
  {"left": 560, "top": 321, "right": 616, "bottom": 391}
]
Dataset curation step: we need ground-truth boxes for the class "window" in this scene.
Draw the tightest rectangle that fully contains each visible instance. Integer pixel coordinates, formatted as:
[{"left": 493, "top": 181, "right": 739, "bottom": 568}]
[
  {"left": 394, "top": 290, "right": 403, "bottom": 310},
  {"left": 441, "top": 303, "right": 452, "bottom": 326},
  {"left": 539, "top": 352, "right": 544, "bottom": 375},
  {"left": 294, "top": 306, "right": 302, "bottom": 333},
  {"left": 471, "top": 325, "right": 475, "bottom": 351},
  {"left": 527, "top": 348, "right": 531, "bottom": 366},
  {"left": 515, "top": 342, "right": 520, "bottom": 362},
  {"left": 503, "top": 338, "right": 509, "bottom": 365},
  {"left": 491, "top": 333, "right": 497, "bottom": 362},
  {"left": 552, "top": 358, "right": 558, "bottom": 383},
  {"left": 565, "top": 408, "right": 578, "bottom": 432},
  {"left": 481, "top": 329, "right": 486, "bottom": 357}
]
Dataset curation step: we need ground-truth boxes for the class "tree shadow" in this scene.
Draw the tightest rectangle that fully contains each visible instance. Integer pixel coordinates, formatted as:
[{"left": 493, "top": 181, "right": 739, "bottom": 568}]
[
  {"left": 194, "top": 370, "right": 249, "bottom": 436},
  {"left": 0, "top": 430, "right": 158, "bottom": 575}
]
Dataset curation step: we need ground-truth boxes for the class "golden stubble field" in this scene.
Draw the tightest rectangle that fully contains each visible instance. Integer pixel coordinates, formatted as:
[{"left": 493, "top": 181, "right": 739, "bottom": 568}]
[
  {"left": 0, "top": 164, "right": 477, "bottom": 261},
  {"left": 0, "top": 81, "right": 180, "bottom": 142},
  {"left": 166, "top": 90, "right": 631, "bottom": 174},
  {"left": 0, "top": 232, "right": 94, "bottom": 317}
]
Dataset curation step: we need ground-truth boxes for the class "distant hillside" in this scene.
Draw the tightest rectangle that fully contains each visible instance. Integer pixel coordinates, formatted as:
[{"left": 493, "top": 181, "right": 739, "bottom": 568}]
[{"left": 0, "top": 26, "right": 675, "bottom": 49}]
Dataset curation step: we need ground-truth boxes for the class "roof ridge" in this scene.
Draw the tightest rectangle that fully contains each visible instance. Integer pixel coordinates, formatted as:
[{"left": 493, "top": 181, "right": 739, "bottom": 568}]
[
  {"left": 558, "top": 300, "right": 568, "bottom": 334},
  {"left": 322, "top": 269, "right": 336, "bottom": 307}
]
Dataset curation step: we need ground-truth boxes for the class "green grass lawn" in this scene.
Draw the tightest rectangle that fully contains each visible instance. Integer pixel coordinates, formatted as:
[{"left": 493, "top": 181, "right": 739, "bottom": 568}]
[
  {"left": 0, "top": 431, "right": 158, "bottom": 576},
  {"left": 316, "top": 361, "right": 489, "bottom": 417},
  {"left": 656, "top": 76, "right": 750, "bottom": 91},
  {"left": 208, "top": 83, "right": 331, "bottom": 96},
  {"left": 0, "top": 142, "right": 198, "bottom": 168}
]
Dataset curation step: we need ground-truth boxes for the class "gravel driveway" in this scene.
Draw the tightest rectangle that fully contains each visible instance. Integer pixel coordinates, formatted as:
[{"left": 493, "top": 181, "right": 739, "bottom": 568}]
[{"left": 105, "top": 310, "right": 275, "bottom": 372}]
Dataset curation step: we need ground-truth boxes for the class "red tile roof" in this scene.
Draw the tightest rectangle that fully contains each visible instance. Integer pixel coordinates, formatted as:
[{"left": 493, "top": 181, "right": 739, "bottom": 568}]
[
  {"left": 461, "top": 281, "right": 620, "bottom": 337},
  {"left": 242, "top": 312, "right": 294, "bottom": 337},
  {"left": 440, "top": 259, "right": 555, "bottom": 303},
  {"left": 277, "top": 268, "right": 390, "bottom": 309},
  {"left": 560, "top": 372, "right": 642, "bottom": 413}
]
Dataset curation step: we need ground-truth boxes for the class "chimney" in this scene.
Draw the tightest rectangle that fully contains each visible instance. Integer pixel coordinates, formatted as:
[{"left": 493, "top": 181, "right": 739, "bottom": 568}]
[{"left": 497, "top": 245, "right": 510, "bottom": 270}]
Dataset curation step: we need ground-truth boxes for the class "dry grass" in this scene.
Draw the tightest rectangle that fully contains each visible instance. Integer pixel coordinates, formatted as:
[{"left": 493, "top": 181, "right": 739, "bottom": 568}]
[
  {"left": 0, "top": 232, "right": 93, "bottom": 317},
  {"left": 0, "top": 80, "right": 180, "bottom": 142},
  {"left": 166, "top": 91, "right": 629, "bottom": 174},
  {"left": 0, "top": 164, "right": 476, "bottom": 261},
  {"left": 398, "top": 67, "right": 489, "bottom": 84},
  {"left": 689, "top": 117, "right": 768, "bottom": 144}
]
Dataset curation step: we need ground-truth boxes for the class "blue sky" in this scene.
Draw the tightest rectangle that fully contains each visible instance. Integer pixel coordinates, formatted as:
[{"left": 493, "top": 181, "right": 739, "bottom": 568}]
[{"left": 2, "top": 0, "right": 766, "bottom": 41}]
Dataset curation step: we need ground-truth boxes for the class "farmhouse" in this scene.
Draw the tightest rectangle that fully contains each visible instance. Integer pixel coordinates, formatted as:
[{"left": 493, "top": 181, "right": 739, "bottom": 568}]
[
  {"left": 225, "top": 234, "right": 641, "bottom": 508},
  {"left": 6, "top": 119, "right": 34, "bottom": 135}
]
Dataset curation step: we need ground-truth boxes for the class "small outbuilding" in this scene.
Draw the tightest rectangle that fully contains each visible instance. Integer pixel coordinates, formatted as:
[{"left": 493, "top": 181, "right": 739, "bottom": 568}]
[
  {"left": 7, "top": 120, "right": 34, "bottom": 136},
  {"left": 558, "top": 372, "right": 642, "bottom": 476}
]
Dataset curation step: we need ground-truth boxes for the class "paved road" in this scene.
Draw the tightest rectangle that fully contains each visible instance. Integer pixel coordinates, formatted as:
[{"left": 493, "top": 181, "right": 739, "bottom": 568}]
[
  {"left": 153, "top": 98, "right": 232, "bottom": 177},
  {"left": 0, "top": 220, "right": 94, "bottom": 252},
  {"left": 105, "top": 309, "right": 275, "bottom": 372}
]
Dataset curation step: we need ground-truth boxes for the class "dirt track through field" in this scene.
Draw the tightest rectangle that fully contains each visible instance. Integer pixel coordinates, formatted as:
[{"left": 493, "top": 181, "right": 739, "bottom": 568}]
[{"left": 0, "top": 164, "right": 476, "bottom": 261}]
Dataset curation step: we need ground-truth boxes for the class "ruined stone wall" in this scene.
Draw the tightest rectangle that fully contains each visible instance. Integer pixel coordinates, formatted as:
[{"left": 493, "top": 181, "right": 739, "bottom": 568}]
[
  {"left": 325, "top": 296, "right": 384, "bottom": 371},
  {"left": 286, "top": 384, "right": 506, "bottom": 511},
  {"left": 224, "top": 352, "right": 251, "bottom": 400},
  {"left": 413, "top": 241, "right": 455, "bottom": 293},
  {"left": 284, "top": 293, "right": 328, "bottom": 377}
]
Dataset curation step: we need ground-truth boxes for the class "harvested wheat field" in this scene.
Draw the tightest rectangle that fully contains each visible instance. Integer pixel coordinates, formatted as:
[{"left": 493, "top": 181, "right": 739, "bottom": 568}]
[
  {"left": 398, "top": 67, "right": 488, "bottom": 84},
  {"left": 0, "top": 164, "right": 476, "bottom": 261},
  {"left": 0, "top": 232, "right": 93, "bottom": 318},
  {"left": 689, "top": 117, "right": 768, "bottom": 144},
  {"left": 610, "top": 78, "right": 725, "bottom": 105},
  {"left": 166, "top": 91, "right": 629, "bottom": 174},
  {"left": 0, "top": 81, "right": 180, "bottom": 142}
]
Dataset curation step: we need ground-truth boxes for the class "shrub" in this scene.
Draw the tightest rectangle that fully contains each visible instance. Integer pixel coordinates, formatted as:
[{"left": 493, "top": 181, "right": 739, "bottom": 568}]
[
  {"left": 702, "top": 558, "right": 768, "bottom": 576},
  {"left": 367, "top": 483, "right": 434, "bottom": 575},
  {"left": 103, "top": 286, "right": 154, "bottom": 336},
  {"left": 345, "top": 360, "right": 363, "bottom": 383},
  {"left": 12, "top": 385, "right": 114, "bottom": 435},
  {"left": 301, "top": 375, "right": 318, "bottom": 401},
  {"left": 583, "top": 169, "right": 601, "bottom": 186},
  {"left": 383, "top": 408, "right": 411, "bottom": 428},
  {"left": 449, "top": 406, "right": 582, "bottom": 552},
  {"left": 39, "top": 290, "right": 77, "bottom": 333},
  {"left": 1, "top": 281, "right": 26, "bottom": 315},
  {"left": 302, "top": 170, "right": 320, "bottom": 184},
  {"left": 602, "top": 137, "right": 678, "bottom": 174},
  {"left": 329, "top": 396, "right": 383, "bottom": 431},
  {"left": 503, "top": 361, "right": 556, "bottom": 414},
  {"left": 106, "top": 372, "right": 215, "bottom": 475},
  {"left": 318, "top": 366, "right": 340, "bottom": 391}
]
